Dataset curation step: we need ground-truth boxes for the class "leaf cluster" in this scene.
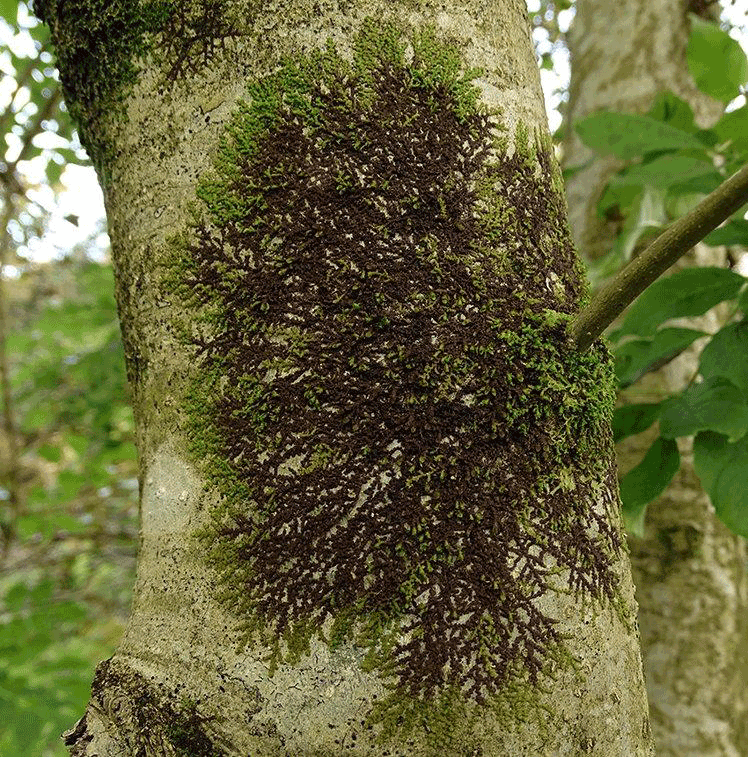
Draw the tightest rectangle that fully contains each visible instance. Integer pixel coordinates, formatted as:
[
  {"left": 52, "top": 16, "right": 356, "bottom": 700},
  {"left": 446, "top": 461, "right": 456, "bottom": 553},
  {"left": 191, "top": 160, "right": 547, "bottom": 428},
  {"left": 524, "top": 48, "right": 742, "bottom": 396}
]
[
  {"left": 573, "top": 15, "right": 748, "bottom": 536},
  {"left": 574, "top": 16, "right": 747, "bottom": 284},
  {"left": 610, "top": 268, "right": 748, "bottom": 536},
  {"left": 1, "top": 0, "right": 84, "bottom": 195}
]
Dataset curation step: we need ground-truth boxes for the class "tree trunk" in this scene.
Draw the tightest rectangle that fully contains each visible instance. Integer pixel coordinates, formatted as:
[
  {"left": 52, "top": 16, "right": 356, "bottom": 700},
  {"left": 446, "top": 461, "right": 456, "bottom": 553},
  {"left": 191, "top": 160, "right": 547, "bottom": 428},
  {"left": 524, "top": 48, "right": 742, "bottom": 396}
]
[
  {"left": 564, "top": 1, "right": 748, "bottom": 755},
  {"left": 38, "top": 1, "right": 653, "bottom": 754},
  {"left": 563, "top": 0, "right": 723, "bottom": 263}
]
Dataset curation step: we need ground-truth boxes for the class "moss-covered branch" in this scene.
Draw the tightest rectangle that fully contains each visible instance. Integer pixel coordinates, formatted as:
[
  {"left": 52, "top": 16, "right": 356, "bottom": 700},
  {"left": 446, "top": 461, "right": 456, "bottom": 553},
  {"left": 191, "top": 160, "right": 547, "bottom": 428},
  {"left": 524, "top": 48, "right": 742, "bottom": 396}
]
[{"left": 571, "top": 162, "right": 748, "bottom": 352}]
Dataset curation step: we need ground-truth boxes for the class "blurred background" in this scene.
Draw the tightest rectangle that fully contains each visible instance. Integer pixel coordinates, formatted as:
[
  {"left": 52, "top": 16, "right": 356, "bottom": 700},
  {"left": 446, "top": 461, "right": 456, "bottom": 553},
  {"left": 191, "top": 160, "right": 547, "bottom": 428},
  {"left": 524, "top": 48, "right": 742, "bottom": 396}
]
[
  {"left": 0, "top": 1, "right": 746, "bottom": 754},
  {"left": 1, "top": 3, "right": 139, "bottom": 753}
]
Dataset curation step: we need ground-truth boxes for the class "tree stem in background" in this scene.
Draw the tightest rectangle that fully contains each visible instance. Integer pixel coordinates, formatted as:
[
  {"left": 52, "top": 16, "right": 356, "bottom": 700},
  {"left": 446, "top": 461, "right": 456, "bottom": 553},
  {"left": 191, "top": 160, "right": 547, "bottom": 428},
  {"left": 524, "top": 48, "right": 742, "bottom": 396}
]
[{"left": 0, "top": 192, "right": 20, "bottom": 557}]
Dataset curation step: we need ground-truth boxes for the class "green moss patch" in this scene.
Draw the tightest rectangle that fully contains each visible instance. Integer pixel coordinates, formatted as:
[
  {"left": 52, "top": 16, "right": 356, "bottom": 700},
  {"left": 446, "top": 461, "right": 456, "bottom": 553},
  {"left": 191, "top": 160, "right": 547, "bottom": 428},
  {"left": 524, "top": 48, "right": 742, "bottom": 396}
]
[
  {"left": 166, "top": 19, "right": 621, "bottom": 742},
  {"left": 33, "top": 0, "right": 249, "bottom": 170}
]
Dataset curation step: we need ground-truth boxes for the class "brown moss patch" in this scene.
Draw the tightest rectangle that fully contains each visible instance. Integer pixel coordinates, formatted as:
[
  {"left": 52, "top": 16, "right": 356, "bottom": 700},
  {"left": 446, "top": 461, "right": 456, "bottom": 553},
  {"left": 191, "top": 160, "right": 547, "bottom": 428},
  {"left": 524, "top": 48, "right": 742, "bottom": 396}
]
[{"left": 166, "top": 18, "right": 621, "bottom": 739}]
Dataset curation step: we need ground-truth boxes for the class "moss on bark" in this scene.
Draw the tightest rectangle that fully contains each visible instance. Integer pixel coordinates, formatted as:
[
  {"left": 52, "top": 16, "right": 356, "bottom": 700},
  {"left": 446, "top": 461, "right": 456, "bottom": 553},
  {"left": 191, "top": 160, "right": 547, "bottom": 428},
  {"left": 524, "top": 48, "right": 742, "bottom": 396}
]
[
  {"left": 33, "top": 0, "right": 255, "bottom": 171},
  {"left": 66, "top": 658, "right": 224, "bottom": 757},
  {"left": 162, "top": 20, "right": 623, "bottom": 747}
]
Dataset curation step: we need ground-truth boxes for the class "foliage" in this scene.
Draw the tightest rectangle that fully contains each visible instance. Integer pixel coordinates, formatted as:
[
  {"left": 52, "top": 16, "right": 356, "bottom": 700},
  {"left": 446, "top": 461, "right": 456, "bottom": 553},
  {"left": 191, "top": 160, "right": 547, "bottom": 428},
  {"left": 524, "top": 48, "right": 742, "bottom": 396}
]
[
  {"left": 0, "top": 259, "right": 137, "bottom": 756},
  {"left": 2, "top": 5, "right": 133, "bottom": 754},
  {"left": 1, "top": 0, "right": 83, "bottom": 194},
  {"left": 574, "top": 14, "right": 748, "bottom": 536},
  {"left": 526, "top": 0, "right": 573, "bottom": 74},
  {"left": 687, "top": 13, "right": 748, "bottom": 103},
  {"left": 0, "top": 1, "right": 743, "bottom": 751},
  {"left": 0, "top": 578, "right": 109, "bottom": 757}
]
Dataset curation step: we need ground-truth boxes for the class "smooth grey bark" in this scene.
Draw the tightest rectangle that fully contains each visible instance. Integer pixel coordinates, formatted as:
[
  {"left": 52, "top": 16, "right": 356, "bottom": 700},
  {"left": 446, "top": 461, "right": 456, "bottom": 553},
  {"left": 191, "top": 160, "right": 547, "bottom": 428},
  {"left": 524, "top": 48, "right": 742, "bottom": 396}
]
[
  {"left": 39, "top": 1, "right": 653, "bottom": 754},
  {"left": 564, "top": 1, "right": 748, "bottom": 755}
]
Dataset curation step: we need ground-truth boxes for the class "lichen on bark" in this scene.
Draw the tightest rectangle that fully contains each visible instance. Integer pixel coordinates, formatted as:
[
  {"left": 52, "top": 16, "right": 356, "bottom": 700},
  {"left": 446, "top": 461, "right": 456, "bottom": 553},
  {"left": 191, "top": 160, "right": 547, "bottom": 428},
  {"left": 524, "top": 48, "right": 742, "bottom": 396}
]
[{"left": 164, "top": 18, "right": 623, "bottom": 745}]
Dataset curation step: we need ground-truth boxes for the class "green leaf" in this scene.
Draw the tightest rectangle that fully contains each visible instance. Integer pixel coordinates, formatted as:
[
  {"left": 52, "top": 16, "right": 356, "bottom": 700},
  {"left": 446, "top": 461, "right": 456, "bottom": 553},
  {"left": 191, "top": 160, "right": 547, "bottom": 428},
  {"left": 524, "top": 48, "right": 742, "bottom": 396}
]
[
  {"left": 37, "top": 443, "right": 62, "bottom": 463},
  {"left": 67, "top": 434, "right": 89, "bottom": 456},
  {"left": 612, "top": 402, "right": 662, "bottom": 443},
  {"left": 713, "top": 105, "right": 748, "bottom": 158},
  {"left": 45, "top": 159, "right": 64, "bottom": 186},
  {"left": 666, "top": 191, "right": 709, "bottom": 220},
  {"left": 611, "top": 154, "right": 718, "bottom": 189},
  {"left": 575, "top": 111, "right": 707, "bottom": 159},
  {"left": 687, "top": 14, "right": 748, "bottom": 103},
  {"left": 113, "top": 440, "right": 137, "bottom": 460},
  {"left": 704, "top": 219, "right": 748, "bottom": 246},
  {"left": 660, "top": 377, "right": 748, "bottom": 442},
  {"left": 20, "top": 403, "right": 54, "bottom": 430},
  {"left": 57, "top": 470, "right": 86, "bottom": 501},
  {"left": 664, "top": 170, "right": 722, "bottom": 196},
  {"left": 598, "top": 182, "right": 643, "bottom": 219},
  {"left": 16, "top": 515, "right": 54, "bottom": 541},
  {"left": 693, "top": 431, "right": 748, "bottom": 537},
  {"left": 0, "top": 0, "right": 18, "bottom": 25},
  {"left": 620, "top": 437, "right": 680, "bottom": 536},
  {"left": 611, "top": 267, "right": 745, "bottom": 339},
  {"left": 3, "top": 582, "right": 28, "bottom": 611},
  {"left": 589, "top": 186, "right": 667, "bottom": 286},
  {"left": 614, "top": 327, "right": 705, "bottom": 387},
  {"left": 52, "top": 514, "right": 90, "bottom": 535},
  {"left": 647, "top": 91, "right": 696, "bottom": 133},
  {"left": 28, "top": 19, "right": 50, "bottom": 45},
  {"left": 699, "top": 321, "right": 748, "bottom": 395}
]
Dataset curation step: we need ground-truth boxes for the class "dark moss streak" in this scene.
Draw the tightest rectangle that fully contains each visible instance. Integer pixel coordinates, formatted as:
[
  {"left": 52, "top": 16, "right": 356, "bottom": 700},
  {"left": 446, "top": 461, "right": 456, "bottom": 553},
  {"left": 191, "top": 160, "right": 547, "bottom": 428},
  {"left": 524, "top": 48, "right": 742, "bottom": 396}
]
[{"left": 166, "top": 19, "right": 619, "bottom": 737}]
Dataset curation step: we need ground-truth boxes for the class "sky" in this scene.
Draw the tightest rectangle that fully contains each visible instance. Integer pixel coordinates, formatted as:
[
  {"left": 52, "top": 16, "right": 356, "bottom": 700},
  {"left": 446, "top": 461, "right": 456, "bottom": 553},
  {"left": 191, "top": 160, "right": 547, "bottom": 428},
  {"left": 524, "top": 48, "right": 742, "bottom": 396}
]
[{"left": 0, "top": 0, "right": 746, "bottom": 266}]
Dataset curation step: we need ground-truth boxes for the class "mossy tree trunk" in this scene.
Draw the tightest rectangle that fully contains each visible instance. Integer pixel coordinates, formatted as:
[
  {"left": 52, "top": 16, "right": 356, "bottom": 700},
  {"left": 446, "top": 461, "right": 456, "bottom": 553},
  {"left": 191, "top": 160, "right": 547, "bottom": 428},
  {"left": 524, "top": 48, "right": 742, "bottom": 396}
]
[
  {"left": 38, "top": 1, "right": 653, "bottom": 754},
  {"left": 564, "top": 1, "right": 748, "bottom": 755}
]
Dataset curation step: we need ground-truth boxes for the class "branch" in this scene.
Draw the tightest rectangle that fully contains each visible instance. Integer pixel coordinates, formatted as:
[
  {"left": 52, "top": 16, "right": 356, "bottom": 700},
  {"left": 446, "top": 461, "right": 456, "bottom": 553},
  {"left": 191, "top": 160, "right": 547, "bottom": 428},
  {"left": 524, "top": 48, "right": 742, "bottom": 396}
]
[
  {"left": 571, "top": 162, "right": 748, "bottom": 352},
  {"left": 0, "top": 192, "right": 20, "bottom": 557}
]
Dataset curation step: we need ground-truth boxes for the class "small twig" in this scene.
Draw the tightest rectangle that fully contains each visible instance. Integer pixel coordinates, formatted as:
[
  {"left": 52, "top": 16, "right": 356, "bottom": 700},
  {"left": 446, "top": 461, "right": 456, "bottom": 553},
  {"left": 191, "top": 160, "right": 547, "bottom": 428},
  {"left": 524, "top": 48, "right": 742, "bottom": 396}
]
[
  {"left": 571, "top": 162, "right": 748, "bottom": 352},
  {"left": 0, "top": 191, "right": 20, "bottom": 558}
]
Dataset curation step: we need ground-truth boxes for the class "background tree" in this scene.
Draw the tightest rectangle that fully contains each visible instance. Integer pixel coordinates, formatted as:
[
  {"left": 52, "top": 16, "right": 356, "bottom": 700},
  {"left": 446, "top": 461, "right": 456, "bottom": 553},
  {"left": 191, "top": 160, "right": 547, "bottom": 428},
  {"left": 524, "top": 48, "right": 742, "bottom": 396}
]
[
  {"left": 564, "top": 2, "right": 748, "bottom": 755},
  {"left": 32, "top": 0, "right": 656, "bottom": 754}
]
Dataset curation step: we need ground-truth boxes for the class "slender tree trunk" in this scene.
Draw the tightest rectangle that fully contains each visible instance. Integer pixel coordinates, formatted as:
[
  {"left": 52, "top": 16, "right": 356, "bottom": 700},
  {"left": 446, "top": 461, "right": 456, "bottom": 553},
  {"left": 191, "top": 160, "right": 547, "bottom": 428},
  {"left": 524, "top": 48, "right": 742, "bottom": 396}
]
[
  {"left": 39, "top": 1, "right": 653, "bottom": 754},
  {"left": 563, "top": 0, "right": 722, "bottom": 262},
  {"left": 564, "top": 1, "right": 748, "bottom": 755}
]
